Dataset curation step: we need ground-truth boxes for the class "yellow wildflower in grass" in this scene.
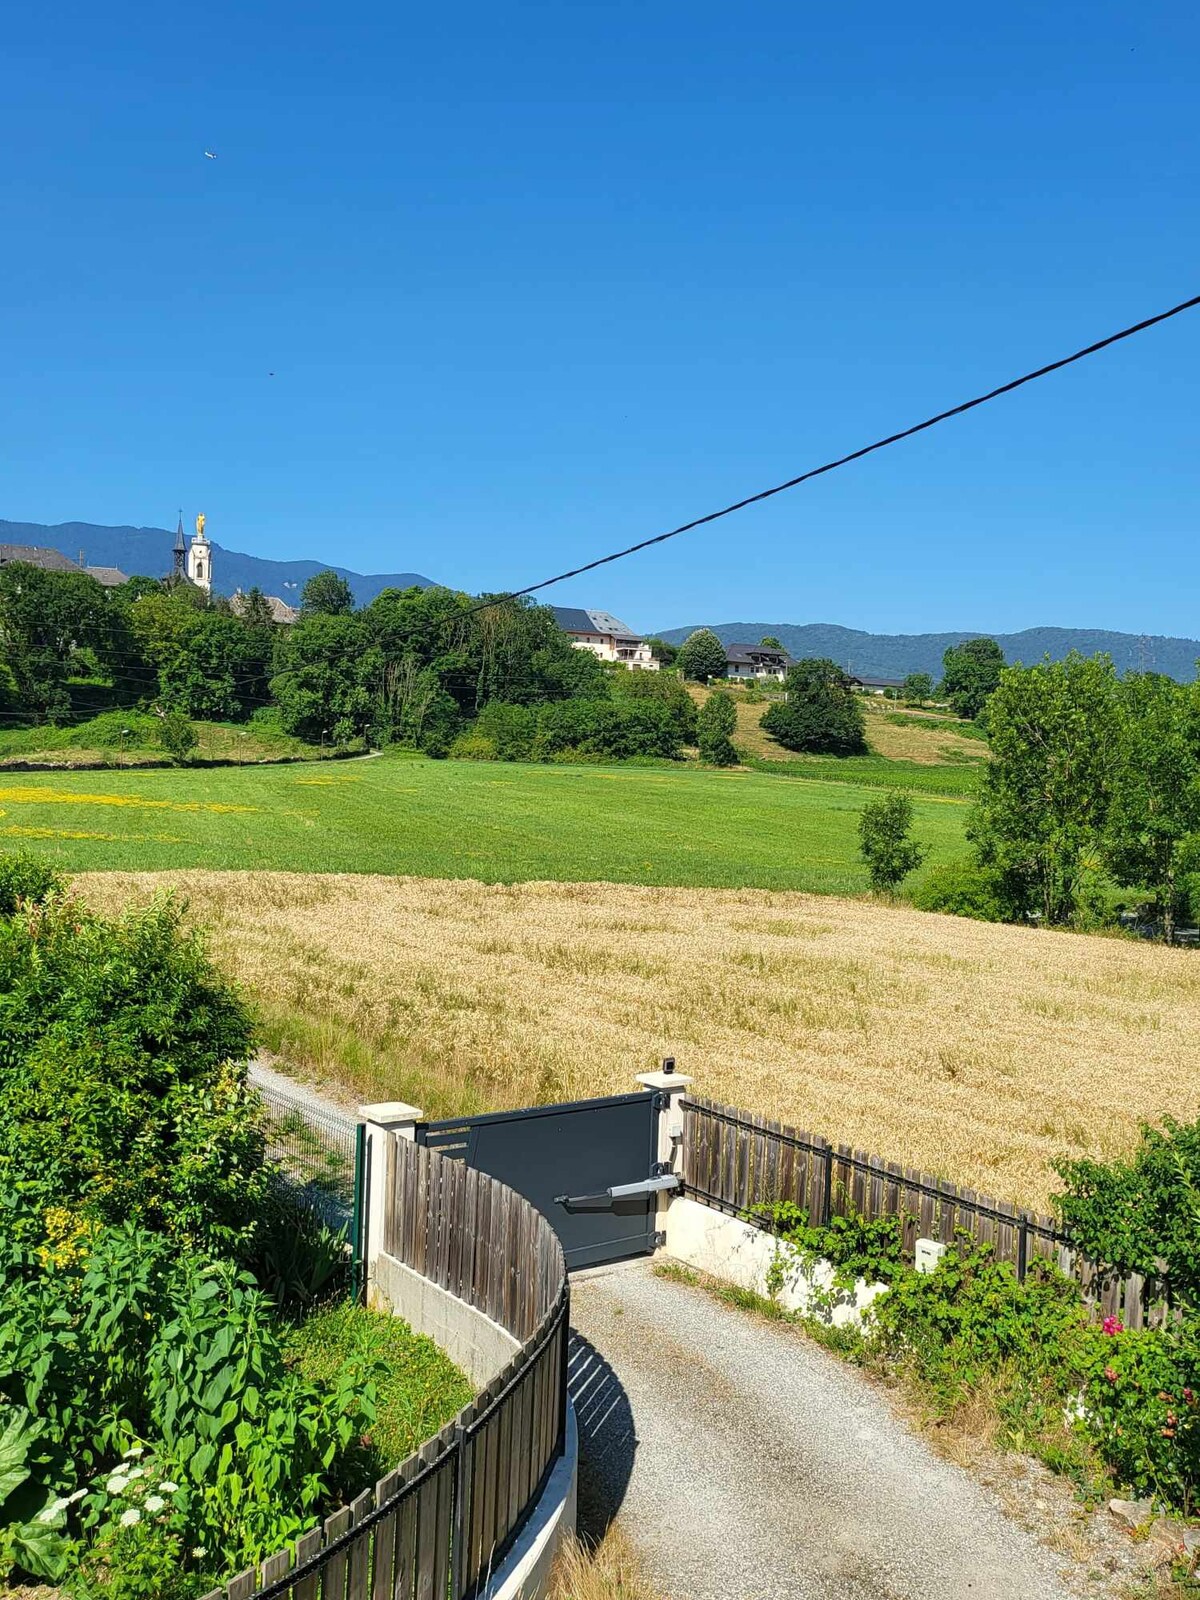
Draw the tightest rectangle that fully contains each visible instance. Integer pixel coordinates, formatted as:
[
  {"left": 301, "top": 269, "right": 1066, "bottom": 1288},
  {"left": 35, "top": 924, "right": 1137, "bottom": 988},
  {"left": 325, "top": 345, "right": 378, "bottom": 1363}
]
[
  {"left": 38, "top": 1206, "right": 96, "bottom": 1270},
  {"left": 0, "top": 785, "right": 259, "bottom": 815},
  {"left": 0, "top": 823, "right": 186, "bottom": 844}
]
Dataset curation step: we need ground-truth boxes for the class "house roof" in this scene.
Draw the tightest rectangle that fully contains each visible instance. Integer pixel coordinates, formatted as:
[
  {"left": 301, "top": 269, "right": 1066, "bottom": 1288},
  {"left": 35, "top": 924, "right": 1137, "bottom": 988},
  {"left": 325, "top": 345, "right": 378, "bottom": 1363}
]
[
  {"left": 231, "top": 590, "right": 299, "bottom": 625},
  {"left": 848, "top": 674, "right": 905, "bottom": 689},
  {"left": 85, "top": 565, "right": 129, "bottom": 587},
  {"left": 725, "top": 643, "right": 790, "bottom": 664},
  {"left": 550, "top": 606, "right": 644, "bottom": 641},
  {"left": 0, "top": 543, "right": 82, "bottom": 574}
]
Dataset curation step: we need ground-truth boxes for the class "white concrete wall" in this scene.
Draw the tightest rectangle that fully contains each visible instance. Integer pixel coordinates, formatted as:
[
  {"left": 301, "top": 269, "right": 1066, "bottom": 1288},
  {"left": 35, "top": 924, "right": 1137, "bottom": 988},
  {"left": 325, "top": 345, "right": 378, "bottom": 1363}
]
[
  {"left": 372, "top": 1251, "right": 519, "bottom": 1389},
  {"left": 664, "top": 1195, "right": 887, "bottom": 1327}
]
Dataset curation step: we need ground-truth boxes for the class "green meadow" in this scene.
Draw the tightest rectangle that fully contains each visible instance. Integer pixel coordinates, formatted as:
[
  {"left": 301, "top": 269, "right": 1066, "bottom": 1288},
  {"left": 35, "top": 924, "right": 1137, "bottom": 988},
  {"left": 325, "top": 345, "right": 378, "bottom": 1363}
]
[{"left": 0, "top": 752, "right": 970, "bottom": 894}]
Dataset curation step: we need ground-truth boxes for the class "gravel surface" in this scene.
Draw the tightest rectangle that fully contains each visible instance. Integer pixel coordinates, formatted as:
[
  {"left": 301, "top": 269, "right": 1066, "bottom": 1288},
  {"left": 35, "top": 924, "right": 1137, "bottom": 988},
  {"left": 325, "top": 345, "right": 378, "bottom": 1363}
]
[{"left": 570, "top": 1261, "right": 1076, "bottom": 1600}]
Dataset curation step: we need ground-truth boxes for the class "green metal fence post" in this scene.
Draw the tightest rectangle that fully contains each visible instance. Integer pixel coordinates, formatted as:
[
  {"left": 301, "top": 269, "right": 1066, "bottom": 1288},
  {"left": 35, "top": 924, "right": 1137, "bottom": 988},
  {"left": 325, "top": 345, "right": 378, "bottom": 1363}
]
[{"left": 351, "top": 1120, "right": 367, "bottom": 1304}]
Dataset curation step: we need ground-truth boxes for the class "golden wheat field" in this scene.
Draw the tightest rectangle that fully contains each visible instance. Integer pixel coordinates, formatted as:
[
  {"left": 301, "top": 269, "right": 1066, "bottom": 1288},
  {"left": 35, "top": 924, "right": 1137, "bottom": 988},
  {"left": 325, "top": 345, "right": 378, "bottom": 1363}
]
[{"left": 78, "top": 870, "right": 1200, "bottom": 1214}]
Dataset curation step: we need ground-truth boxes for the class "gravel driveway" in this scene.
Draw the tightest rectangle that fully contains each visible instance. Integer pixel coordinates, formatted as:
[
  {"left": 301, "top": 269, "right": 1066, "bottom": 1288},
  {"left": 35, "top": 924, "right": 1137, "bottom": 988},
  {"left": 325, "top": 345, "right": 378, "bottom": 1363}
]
[{"left": 570, "top": 1260, "right": 1075, "bottom": 1600}]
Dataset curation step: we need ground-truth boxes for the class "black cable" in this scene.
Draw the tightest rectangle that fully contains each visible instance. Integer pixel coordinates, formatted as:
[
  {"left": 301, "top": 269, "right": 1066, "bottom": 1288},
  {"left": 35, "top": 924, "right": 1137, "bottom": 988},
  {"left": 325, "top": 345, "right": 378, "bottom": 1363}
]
[{"left": 450, "top": 289, "right": 1200, "bottom": 620}]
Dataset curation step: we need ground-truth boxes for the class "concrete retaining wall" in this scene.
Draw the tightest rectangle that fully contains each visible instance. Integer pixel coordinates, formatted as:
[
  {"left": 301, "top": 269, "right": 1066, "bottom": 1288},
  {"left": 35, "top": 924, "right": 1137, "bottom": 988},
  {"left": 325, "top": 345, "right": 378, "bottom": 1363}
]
[
  {"left": 664, "top": 1194, "right": 886, "bottom": 1326},
  {"left": 372, "top": 1251, "right": 520, "bottom": 1388}
]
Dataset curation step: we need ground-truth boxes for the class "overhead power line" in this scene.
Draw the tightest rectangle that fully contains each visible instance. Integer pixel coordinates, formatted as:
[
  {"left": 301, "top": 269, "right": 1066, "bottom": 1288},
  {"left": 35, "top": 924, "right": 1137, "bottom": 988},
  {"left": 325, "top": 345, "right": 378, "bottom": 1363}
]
[{"left": 451, "top": 289, "right": 1200, "bottom": 622}]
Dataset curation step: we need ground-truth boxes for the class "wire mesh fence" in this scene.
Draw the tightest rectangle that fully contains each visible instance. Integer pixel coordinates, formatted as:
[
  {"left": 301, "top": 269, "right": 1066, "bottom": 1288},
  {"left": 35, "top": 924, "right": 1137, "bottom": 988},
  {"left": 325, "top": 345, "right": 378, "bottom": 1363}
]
[{"left": 255, "top": 1074, "right": 365, "bottom": 1269}]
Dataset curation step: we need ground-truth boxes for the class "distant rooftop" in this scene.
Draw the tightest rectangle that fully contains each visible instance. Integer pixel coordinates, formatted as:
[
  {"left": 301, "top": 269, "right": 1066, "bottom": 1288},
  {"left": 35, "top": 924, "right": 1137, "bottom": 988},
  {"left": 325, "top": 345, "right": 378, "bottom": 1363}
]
[
  {"left": 725, "top": 643, "right": 790, "bottom": 664},
  {"left": 0, "top": 543, "right": 81, "bottom": 574},
  {"left": 551, "top": 606, "right": 644, "bottom": 641},
  {"left": 85, "top": 564, "right": 130, "bottom": 587}
]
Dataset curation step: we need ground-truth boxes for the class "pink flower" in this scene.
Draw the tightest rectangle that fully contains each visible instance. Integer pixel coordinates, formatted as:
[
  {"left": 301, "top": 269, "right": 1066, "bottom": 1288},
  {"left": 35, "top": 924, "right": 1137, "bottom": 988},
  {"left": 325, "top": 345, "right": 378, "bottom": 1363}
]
[
  {"left": 1104, "top": 1365, "right": 1119, "bottom": 1383},
  {"left": 1102, "top": 1316, "right": 1124, "bottom": 1336}
]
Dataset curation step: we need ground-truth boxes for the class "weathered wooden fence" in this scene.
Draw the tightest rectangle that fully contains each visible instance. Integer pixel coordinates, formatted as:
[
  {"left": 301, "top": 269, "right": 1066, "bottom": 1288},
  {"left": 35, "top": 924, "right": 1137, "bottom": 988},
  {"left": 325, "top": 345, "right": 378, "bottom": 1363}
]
[
  {"left": 203, "top": 1135, "right": 568, "bottom": 1600},
  {"left": 682, "top": 1094, "right": 1168, "bottom": 1328}
]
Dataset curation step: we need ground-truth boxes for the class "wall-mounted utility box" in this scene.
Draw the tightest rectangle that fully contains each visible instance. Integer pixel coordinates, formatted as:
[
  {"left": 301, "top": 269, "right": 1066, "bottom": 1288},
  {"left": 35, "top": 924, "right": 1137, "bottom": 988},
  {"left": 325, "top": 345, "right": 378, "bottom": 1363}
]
[{"left": 915, "top": 1238, "right": 947, "bottom": 1275}]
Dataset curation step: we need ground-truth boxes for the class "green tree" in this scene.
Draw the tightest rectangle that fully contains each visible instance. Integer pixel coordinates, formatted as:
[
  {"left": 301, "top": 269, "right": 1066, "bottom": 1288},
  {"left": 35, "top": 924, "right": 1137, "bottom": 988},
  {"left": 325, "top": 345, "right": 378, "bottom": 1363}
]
[
  {"left": 760, "top": 636, "right": 783, "bottom": 649},
  {"left": 941, "top": 637, "right": 1004, "bottom": 720},
  {"left": 858, "top": 791, "right": 927, "bottom": 894},
  {"left": 646, "top": 636, "right": 679, "bottom": 666},
  {"left": 270, "top": 613, "right": 378, "bottom": 744},
  {"left": 1105, "top": 674, "right": 1200, "bottom": 941},
  {"left": 0, "top": 564, "right": 112, "bottom": 721},
  {"left": 299, "top": 570, "right": 355, "bottom": 616},
  {"left": 697, "top": 689, "right": 738, "bottom": 766},
  {"left": 903, "top": 671, "right": 934, "bottom": 705},
  {"left": 676, "top": 628, "right": 728, "bottom": 683},
  {"left": 970, "top": 653, "right": 1121, "bottom": 924},
  {"left": 238, "top": 586, "right": 277, "bottom": 630},
  {"left": 761, "top": 658, "right": 867, "bottom": 755}
]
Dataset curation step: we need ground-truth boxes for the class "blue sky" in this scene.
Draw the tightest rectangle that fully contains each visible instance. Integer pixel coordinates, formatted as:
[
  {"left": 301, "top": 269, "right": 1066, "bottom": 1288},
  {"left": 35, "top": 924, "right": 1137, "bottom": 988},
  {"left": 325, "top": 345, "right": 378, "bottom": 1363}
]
[{"left": 3, "top": 1, "right": 1199, "bottom": 636}]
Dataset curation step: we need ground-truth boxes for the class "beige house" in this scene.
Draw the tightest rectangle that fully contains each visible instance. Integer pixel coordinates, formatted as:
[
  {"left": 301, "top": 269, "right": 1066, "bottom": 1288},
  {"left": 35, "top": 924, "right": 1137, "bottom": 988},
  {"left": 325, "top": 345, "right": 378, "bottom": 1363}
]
[
  {"left": 724, "top": 643, "right": 791, "bottom": 681},
  {"left": 551, "top": 607, "right": 658, "bottom": 670}
]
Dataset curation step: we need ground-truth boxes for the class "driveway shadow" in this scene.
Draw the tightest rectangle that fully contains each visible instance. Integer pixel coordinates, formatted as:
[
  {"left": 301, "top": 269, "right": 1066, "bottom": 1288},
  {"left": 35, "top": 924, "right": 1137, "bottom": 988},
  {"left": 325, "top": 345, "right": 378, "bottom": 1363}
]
[{"left": 568, "top": 1329, "right": 637, "bottom": 1541}]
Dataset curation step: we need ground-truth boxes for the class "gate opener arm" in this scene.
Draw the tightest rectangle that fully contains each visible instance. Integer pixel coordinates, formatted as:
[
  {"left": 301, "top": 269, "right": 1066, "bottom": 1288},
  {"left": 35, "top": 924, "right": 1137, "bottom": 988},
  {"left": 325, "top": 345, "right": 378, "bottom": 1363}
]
[{"left": 555, "top": 1171, "right": 680, "bottom": 1207}]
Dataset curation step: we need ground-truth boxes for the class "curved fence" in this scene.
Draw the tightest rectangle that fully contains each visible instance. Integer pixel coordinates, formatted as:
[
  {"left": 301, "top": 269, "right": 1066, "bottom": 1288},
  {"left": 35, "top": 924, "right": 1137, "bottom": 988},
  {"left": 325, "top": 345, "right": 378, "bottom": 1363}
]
[{"left": 203, "top": 1133, "right": 569, "bottom": 1600}]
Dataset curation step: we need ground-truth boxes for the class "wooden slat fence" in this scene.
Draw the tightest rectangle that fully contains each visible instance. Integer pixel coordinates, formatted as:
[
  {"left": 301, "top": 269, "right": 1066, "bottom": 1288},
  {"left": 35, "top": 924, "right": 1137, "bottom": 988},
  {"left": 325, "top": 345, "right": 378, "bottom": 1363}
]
[
  {"left": 203, "top": 1135, "right": 568, "bottom": 1600},
  {"left": 682, "top": 1094, "right": 1169, "bottom": 1329}
]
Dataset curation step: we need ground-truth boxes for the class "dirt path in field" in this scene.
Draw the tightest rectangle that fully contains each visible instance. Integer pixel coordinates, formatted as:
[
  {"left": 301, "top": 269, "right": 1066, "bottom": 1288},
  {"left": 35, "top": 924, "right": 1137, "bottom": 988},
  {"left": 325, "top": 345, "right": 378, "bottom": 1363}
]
[{"left": 570, "top": 1260, "right": 1075, "bottom": 1600}]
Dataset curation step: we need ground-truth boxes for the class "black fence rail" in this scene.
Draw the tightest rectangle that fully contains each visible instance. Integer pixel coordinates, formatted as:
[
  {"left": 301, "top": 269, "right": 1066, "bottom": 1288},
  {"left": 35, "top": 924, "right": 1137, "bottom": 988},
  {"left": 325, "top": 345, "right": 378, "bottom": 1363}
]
[
  {"left": 202, "top": 1127, "right": 569, "bottom": 1600},
  {"left": 682, "top": 1094, "right": 1170, "bottom": 1329}
]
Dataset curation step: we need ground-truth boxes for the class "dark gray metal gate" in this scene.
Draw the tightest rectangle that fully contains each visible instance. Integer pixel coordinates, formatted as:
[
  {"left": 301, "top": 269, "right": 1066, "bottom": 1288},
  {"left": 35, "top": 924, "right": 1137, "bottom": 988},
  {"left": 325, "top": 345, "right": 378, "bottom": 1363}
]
[{"left": 418, "top": 1091, "right": 661, "bottom": 1270}]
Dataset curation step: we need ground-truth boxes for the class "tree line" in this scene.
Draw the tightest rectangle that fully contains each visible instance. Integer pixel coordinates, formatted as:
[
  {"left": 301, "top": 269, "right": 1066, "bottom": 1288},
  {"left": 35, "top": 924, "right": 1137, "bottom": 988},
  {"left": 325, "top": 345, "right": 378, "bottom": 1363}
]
[{"left": 0, "top": 564, "right": 700, "bottom": 761}]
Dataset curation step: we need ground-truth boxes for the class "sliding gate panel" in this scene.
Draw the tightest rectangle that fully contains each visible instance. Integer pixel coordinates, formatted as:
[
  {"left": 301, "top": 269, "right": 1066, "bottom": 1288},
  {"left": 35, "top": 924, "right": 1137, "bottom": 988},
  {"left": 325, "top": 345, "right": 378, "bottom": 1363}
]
[{"left": 418, "top": 1091, "right": 660, "bottom": 1270}]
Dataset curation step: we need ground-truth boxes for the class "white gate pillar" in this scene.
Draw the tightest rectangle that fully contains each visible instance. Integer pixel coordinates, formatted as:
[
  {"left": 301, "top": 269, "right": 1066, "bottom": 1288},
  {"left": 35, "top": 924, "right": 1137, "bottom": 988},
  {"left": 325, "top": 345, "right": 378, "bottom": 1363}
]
[
  {"left": 635, "top": 1059, "right": 693, "bottom": 1247},
  {"left": 358, "top": 1100, "right": 423, "bottom": 1296}
]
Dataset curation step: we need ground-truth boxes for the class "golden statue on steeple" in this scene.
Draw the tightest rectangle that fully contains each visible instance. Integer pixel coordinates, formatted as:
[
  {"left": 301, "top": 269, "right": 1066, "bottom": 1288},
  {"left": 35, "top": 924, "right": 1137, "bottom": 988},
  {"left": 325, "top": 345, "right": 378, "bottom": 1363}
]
[{"left": 196, "top": 513, "right": 206, "bottom": 538}]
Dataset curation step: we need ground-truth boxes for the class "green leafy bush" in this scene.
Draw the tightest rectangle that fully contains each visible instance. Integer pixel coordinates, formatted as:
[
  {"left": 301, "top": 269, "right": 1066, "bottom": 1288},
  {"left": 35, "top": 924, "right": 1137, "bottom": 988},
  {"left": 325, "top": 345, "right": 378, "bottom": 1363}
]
[
  {"left": 761, "top": 659, "right": 867, "bottom": 755},
  {"left": 0, "top": 894, "right": 264, "bottom": 1254},
  {"left": 909, "top": 858, "right": 1011, "bottom": 920},
  {"left": 857, "top": 791, "right": 926, "bottom": 894},
  {"left": 0, "top": 852, "right": 62, "bottom": 915},
  {"left": 1055, "top": 1117, "right": 1200, "bottom": 1309},
  {"left": 530, "top": 699, "right": 683, "bottom": 762},
  {"left": 757, "top": 1200, "right": 907, "bottom": 1290},
  {"left": 157, "top": 712, "right": 199, "bottom": 765},
  {"left": 610, "top": 669, "right": 698, "bottom": 743},
  {"left": 67, "top": 712, "right": 162, "bottom": 750},
  {"left": 697, "top": 690, "right": 738, "bottom": 766}
]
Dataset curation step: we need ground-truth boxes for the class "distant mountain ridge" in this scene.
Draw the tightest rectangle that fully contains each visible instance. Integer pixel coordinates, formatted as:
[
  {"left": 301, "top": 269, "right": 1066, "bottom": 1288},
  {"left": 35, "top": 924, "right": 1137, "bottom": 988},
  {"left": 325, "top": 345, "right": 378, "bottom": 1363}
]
[
  {"left": 0, "top": 519, "right": 433, "bottom": 607},
  {"left": 656, "top": 622, "right": 1200, "bottom": 683}
]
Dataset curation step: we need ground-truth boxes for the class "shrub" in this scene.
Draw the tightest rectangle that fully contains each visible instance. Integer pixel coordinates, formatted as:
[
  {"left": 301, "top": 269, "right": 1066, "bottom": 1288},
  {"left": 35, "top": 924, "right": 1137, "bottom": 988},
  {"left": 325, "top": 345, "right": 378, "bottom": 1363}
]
[
  {"left": 470, "top": 702, "right": 538, "bottom": 761},
  {"left": 857, "top": 791, "right": 926, "bottom": 894},
  {"left": 157, "top": 712, "right": 198, "bottom": 765},
  {"left": 761, "top": 659, "right": 867, "bottom": 755},
  {"left": 447, "top": 732, "right": 498, "bottom": 761},
  {"left": 610, "top": 669, "right": 698, "bottom": 743},
  {"left": 0, "top": 895, "right": 264, "bottom": 1256},
  {"left": 697, "top": 691, "right": 738, "bottom": 766},
  {"left": 0, "top": 852, "right": 62, "bottom": 916},
  {"left": 68, "top": 712, "right": 161, "bottom": 751},
  {"left": 531, "top": 699, "right": 683, "bottom": 762},
  {"left": 1055, "top": 1117, "right": 1200, "bottom": 1309},
  {"left": 909, "top": 858, "right": 1010, "bottom": 920}
]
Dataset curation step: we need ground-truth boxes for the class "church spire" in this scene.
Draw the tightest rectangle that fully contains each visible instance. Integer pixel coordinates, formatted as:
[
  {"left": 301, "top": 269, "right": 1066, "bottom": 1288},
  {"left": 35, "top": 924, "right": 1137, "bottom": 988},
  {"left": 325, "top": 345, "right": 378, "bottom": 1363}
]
[{"left": 172, "top": 512, "right": 186, "bottom": 577}]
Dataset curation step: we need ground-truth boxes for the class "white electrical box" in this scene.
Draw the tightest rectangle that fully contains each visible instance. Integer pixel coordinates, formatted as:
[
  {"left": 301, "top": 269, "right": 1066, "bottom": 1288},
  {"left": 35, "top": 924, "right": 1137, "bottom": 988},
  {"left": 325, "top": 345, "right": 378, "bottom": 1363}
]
[{"left": 915, "top": 1238, "right": 947, "bottom": 1275}]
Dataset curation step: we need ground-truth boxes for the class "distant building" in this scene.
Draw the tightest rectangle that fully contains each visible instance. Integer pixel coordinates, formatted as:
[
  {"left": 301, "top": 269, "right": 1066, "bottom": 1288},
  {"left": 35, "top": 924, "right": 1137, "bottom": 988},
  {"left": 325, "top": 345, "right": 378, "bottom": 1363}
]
[
  {"left": 550, "top": 607, "right": 658, "bottom": 670},
  {"left": 186, "top": 514, "right": 212, "bottom": 593},
  {"left": 847, "top": 674, "right": 905, "bottom": 696},
  {"left": 0, "top": 543, "right": 128, "bottom": 586},
  {"left": 724, "top": 643, "right": 791, "bottom": 681},
  {"left": 231, "top": 589, "right": 298, "bottom": 625}
]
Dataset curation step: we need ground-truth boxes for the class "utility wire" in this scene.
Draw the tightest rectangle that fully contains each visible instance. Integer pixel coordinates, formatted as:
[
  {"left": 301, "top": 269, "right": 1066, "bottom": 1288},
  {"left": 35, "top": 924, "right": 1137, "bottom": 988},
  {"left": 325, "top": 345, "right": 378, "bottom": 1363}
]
[{"left": 449, "top": 289, "right": 1200, "bottom": 621}]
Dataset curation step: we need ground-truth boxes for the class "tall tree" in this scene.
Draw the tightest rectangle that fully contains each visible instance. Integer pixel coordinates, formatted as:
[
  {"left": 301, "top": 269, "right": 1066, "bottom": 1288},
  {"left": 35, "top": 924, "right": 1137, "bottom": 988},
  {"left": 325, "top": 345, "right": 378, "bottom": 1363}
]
[
  {"left": 676, "top": 629, "right": 728, "bottom": 683},
  {"left": 0, "top": 564, "right": 111, "bottom": 721},
  {"left": 970, "top": 653, "right": 1121, "bottom": 924},
  {"left": 941, "top": 637, "right": 1004, "bottom": 720},
  {"left": 760, "top": 636, "right": 783, "bottom": 649},
  {"left": 761, "top": 659, "right": 867, "bottom": 755},
  {"left": 270, "top": 613, "right": 378, "bottom": 744},
  {"left": 300, "top": 570, "right": 355, "bottom": 616},
  {"left": 645, "top": 636, "right": 679, "bottom": 667},
  {"left": 858, "top": 791, "right": 927, "bottom": 894},
  {"left": 1106, "top": 673, "right": 1200, "bottom": 941}
]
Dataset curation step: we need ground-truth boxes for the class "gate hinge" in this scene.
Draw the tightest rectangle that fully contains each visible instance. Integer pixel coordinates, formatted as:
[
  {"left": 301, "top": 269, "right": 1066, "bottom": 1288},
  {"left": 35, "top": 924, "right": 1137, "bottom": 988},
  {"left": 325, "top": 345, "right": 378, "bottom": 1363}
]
[{"left": 653, "top": 1230, "right": 667, "bottom": 1248}]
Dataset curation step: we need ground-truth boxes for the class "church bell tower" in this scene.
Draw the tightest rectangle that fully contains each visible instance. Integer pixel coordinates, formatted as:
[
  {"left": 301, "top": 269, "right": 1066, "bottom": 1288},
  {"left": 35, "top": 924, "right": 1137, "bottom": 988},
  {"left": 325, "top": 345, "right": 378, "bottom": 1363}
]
[{"left": 187, "top": 513, "right": 212, "bottom": 594}]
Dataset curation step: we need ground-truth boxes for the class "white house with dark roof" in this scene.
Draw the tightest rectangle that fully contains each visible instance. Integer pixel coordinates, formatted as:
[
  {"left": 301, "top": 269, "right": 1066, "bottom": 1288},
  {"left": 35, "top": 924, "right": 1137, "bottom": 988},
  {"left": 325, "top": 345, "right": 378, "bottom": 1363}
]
[
  {"left": 723, "top": 643, "right": 791, "bottom": 681},
  {"left": 550, "top": 607, "right": 658, "bottom": 670}
]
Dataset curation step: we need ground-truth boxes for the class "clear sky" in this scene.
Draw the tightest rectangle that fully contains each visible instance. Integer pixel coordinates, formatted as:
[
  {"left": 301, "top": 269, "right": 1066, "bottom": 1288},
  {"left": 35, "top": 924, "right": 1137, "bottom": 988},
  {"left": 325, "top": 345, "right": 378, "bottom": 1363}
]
[{"left": 3, "top": 1, "right": 1198, "bottom": 636}]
